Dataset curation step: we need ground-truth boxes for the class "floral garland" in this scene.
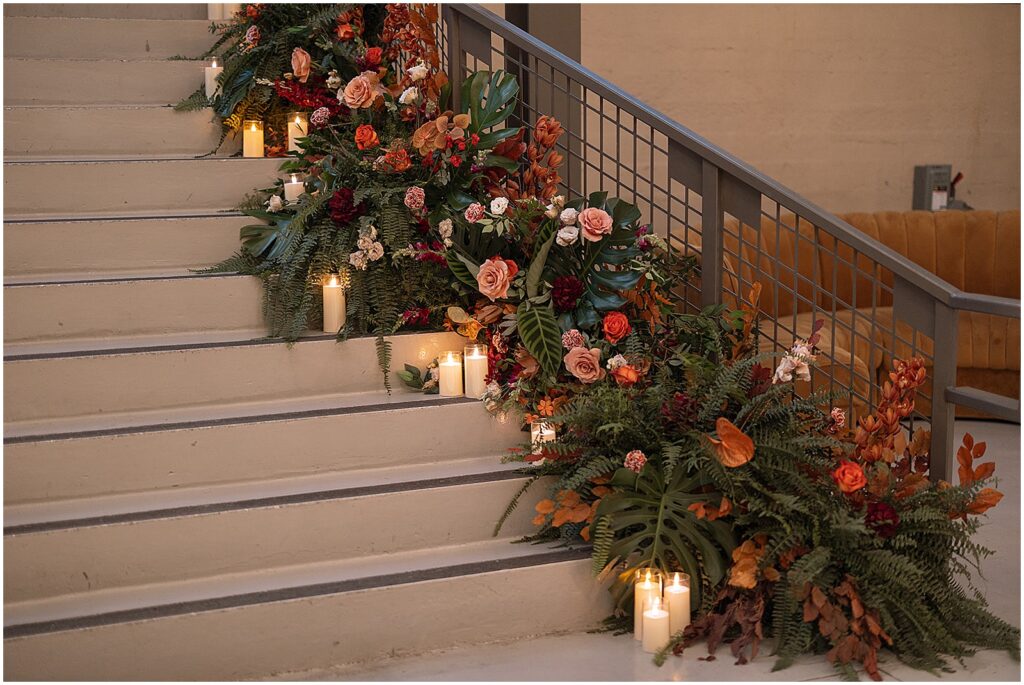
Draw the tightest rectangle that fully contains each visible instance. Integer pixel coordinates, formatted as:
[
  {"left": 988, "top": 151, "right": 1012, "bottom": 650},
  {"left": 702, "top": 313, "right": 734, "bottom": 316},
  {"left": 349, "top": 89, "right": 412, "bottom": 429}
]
[{"left": 183, "top": 4, "right": 1018, "bottom": 679}]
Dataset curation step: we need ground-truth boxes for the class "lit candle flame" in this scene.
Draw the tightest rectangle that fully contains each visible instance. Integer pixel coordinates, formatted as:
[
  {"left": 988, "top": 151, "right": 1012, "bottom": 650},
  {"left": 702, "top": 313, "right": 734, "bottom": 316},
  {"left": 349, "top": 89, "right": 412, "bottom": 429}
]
[
  {"left": 294, "top": 115, "right": 302, "bottom": 125},
  {"left": 328, "top": 275, "right": 338, "bottom": 287},
  {"left": 211, "top": 58, "right": 218, "bottom": 68},
  {"left": 250, "top": 123, "right": 257, "bottom": 132},
  {"left": 290, "top": 174, "right": 298, "bottom": 183},
  {"left": 651, "top": 597, "right": 661, "bottom": 612},
  {"left": 644, "top": 570, "right": 652, "bottom": 584},
  {"left": 673, "top": 572, "right": 681, "bottom": 587}
]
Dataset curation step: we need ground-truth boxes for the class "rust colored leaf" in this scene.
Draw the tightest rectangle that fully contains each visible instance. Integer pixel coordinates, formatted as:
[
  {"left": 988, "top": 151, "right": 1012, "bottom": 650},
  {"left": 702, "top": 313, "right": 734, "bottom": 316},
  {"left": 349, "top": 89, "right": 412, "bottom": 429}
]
[
  {"left": 967, "top": 488, "right": 1004, "bottom": 515},
  {"left": 803, "top": 600, "right": 819, "bottom": 622},
  {"left": 973, "top": 462, "right": 996, "bottom": 481},
  {"left": 811, "top": 586, "right": 827, "bottom": 608}
]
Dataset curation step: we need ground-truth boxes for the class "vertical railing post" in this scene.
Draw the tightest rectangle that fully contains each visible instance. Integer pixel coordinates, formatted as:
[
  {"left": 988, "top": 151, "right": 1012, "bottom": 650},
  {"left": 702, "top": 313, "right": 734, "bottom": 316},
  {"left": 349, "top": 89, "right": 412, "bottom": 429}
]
[
  {"left": 444, "top": 5, "right": 463, "bottom": 112},
  {"left": 701, "top": 160, "right": 724, "bottom": 308},
  {"left": 929, "top": 301, "right": 958, "bottom": 482}
]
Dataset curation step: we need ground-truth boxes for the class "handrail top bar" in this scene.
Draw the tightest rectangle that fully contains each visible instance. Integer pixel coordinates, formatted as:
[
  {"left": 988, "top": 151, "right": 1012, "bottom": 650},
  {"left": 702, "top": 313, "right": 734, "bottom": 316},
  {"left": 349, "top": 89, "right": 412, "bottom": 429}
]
[
  {"left": 945, "top": 386, "right": 1021, "bottom": 423},
  {"left": 451, "top": 4, "right": 1021, "bottom": 315}
]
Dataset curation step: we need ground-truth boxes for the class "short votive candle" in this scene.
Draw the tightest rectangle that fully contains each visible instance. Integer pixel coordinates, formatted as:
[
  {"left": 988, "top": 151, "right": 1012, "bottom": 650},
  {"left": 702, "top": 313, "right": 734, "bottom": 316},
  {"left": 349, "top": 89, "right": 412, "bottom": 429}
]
[
  {"left": 463, "top": 343, "right": 488, "bottom": 399},
  {"left": 633, "top": 568, "right": 663, "bottom": 640},
  {"left": 664, "top": 571, "right": 691, "bottom": 635},
  {"left": 439, "top": 351, "right": 463, "bottom": 397},
  {"left": 642, "top": 597, "right": 671, "bottom": 654},
  {"left": 530, "top": 421, "right": 556, "bottom": 455},
  {"left": 204, "top": 57, "right": 223, "bottom": 98},
  {"left": 287, "top": 111, "right": 308, "bottom": 153},
  {"left": 283, "top": 174, "right": 304, "bottom": 202},
  {"left": 242, "top": 120, "right": 264, "bottom": 158},
  {"left": 322, "top": 273, "right": 346, "bottom": 333}
]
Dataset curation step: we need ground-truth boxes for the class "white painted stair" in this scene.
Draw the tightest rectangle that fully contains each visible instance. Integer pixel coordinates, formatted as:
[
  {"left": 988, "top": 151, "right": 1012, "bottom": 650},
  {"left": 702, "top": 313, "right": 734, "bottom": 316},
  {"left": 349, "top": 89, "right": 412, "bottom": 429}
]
[{"left": 3, "top": 5, "right": 610, "bottom": 680}]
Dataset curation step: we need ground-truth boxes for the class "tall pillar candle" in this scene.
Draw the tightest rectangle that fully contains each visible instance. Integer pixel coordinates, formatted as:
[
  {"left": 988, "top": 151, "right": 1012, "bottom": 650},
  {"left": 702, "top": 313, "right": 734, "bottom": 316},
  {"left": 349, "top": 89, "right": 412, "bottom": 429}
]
[
  {"left": 322, "top": 274, "right": 346, "bottom": 333},
  {"left": 633, "top": 569, "right": 662, "bottom": 640},
  {"left": 530, "top": 422, "right": 556, "bottom": 454},
  {"left": 283, "top": 174, "right": 304, "bottom": 203},
  {"left": 242, "top": 120, "right": 264, "bottom": 158},
  {"left": 463, "top": 343, "right": 488, "bottom": 399},
  {"left": 204, "top": 58, "right": 223, "bottom": 98},
  {"left": 439, "top": 351, "right": 463, "bottom": 397},
  {"left": 665, "top": 572, "right": 691, "bottom": 635},
  {"left": 642, "top": 597, "right": 671, "bottom": 654},
  {"left": 287, "top": 112, "right": 308, "bottom": 153}
]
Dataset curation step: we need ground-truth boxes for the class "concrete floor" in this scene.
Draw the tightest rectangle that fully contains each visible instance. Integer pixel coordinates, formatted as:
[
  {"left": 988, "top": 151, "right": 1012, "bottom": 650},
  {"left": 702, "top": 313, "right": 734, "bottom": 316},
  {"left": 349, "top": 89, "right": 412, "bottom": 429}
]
[{"left": 290, "top": 420, "right": 1021, "bottom": 682}]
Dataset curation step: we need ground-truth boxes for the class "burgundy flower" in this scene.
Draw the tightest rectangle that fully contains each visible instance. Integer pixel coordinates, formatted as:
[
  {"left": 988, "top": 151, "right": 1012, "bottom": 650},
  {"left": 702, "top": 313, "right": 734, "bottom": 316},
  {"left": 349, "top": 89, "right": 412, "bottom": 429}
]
[
  {"left": 329, "top": 188, "right": 365, "bottom": 226},
  {"left": 661, "top": 392, "right": 698, "bottom": 430},
  {"left": 401, "top": 307, "right": 431, "bottom": 327},
  {"left": 865, "top": 502, "right": 900, "bottom": 538},
  {"left": 551, "top": 275, "right": 584, "bottom": 314},
  {"left": 749, "top": 363, "right": 773, "bottom": 397}
]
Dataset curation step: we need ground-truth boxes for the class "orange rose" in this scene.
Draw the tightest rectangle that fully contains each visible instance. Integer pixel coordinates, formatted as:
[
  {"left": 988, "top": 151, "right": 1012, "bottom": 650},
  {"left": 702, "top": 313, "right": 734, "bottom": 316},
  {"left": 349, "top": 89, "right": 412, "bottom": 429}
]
[
  {"left": 342, "top": 71, "right": 383, "bottom": 109},
  {"left": 602, "top": 311, "right": 632, "bottom": 344},
  {"left": 381, "top": 148, "right": 411, "bottom": 173},
  {"left": 336, "top": 22, "right": 355, "bottom": 41},
  {"left": 611, "top": 364, "right": 640, "bottom": 388},
  {"left": 354, "top": 124, "right": 379, "bottom": 150},
  {"left": 832, "top": 460, "right": 867, "bottom": 493},
  {"left": 291, "top": 47, "right": 311, "bottom": 83},
  {"left": 476, "top": 256, "right": 518, "bottom": 301}
]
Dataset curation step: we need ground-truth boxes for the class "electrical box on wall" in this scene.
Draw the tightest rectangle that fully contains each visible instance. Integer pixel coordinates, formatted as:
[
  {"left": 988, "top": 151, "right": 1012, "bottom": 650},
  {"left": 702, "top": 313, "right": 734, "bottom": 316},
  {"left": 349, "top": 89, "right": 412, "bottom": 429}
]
[{"left": 912, "top": 165, "right": 951, "bottom": 211}]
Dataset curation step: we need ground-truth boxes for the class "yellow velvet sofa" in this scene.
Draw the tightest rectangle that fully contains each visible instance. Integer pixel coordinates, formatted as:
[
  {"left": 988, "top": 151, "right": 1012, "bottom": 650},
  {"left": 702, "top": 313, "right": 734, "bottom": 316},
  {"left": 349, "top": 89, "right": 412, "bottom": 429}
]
[{"left": 721, "top": 210, "right": 1020, "bottom": 418}]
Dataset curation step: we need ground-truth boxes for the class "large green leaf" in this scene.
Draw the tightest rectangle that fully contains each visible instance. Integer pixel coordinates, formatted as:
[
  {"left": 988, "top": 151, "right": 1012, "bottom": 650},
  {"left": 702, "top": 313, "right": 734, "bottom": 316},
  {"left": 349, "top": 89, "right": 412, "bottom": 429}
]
[
  {"left": 240, "top": 219, "right": 292, "bottom": 260},
  {"left": 461, "top": 70, "right": 519, "bottom": 133},
  {"left": 446, "top": 250, "right": 479, "bottom": 289},
  {"left": 516, "top": 301, "right": 563, "bottom": 376},
  {"left": 526, "top": 233, "right": 556, "bottom": 299}
]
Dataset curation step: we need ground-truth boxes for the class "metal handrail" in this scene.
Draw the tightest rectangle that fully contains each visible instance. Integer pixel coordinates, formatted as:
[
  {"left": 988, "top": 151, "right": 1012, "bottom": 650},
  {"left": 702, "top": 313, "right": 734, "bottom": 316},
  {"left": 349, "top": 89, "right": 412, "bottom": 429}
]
[{"left": 453, "top": 4, "right": 1021, "bottom": 323}]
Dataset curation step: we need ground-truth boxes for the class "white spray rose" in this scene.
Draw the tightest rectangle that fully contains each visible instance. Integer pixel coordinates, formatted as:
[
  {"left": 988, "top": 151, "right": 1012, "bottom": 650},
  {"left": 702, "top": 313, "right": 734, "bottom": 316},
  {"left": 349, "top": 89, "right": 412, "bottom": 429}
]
[
  {"left": 559, "top": 207, "right": 579, "bottom": 225},
  {"left": 555, "top": 224, "right": 580, "bottom": 246},
  {"left": 399, "top": 87, "right": 419, "bottom": 105},
  {"left": 490, "top": 196, "right": 509, "bottom": 215},
  {"left": 266, "top": 195, "right": 284, "bottom": 212},
  {"left": 367, "top": 242, "right": 385, "bottom": 261},
  {"left": 407, "top": 62, "right": 428, "bottom": 81}
]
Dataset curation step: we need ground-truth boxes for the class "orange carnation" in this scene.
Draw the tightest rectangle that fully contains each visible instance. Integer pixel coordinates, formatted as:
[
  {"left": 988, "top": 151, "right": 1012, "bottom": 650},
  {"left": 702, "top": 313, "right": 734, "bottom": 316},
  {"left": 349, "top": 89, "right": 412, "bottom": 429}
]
[{"left": 354, "top": 124, "right": 379, "bottom": 150}]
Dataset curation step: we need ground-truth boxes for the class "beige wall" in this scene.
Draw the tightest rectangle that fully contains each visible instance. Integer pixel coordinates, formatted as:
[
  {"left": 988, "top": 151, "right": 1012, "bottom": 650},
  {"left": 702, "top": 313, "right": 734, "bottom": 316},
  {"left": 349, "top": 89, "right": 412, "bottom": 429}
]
[{"left": 486, "top": 3, "right": 1020, "bottom": 213}]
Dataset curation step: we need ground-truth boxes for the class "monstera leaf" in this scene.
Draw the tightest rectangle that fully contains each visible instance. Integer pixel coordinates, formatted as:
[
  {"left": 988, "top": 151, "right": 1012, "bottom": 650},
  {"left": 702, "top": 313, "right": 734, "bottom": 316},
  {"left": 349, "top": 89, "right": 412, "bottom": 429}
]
[
  {"left": 517, "top": 301, "right": 562, "bottom": 376},
  {"left": 572, "top": 195, "right": 644, "bottom": 313},
  {"left": 240, "top": 215, "right": 293, "bottom": 260},
  {"left": 461, "top": 70, "right": 521, "bottom": 148},
  {"left": 592, "top": 463, "right": 736, "bottom": 611}
]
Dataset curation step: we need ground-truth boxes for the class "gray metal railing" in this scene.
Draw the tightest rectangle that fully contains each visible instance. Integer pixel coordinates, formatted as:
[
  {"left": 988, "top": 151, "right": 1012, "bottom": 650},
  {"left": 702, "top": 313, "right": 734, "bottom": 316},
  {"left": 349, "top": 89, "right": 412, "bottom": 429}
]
[{"left": 441, "top": 4, "right": 1021, "bottom": 481}]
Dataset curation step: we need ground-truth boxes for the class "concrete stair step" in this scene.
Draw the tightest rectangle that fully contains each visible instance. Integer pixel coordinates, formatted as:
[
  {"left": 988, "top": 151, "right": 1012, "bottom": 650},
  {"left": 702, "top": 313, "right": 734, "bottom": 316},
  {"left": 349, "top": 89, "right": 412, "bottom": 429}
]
[
  {"left": 3, "top": 273, "right": 265, "bottom": 345},
  {"left": 4, "top": 213, "right": 245, "bottom": 280},
  {"left": 5, "top": 57, "right": 208, "bottom": 106},
  {"left": 4, "top": 331, "right": 470, "bottom": 425},
  {"left": 4, "top": 459, "right": 544, "bottom": 602},
  {"left": 4, "top": 3, "right": 209, "bottom": 20},
  {"left": 4, "top": 106, "right": 237, "bottom": 157},
  {"left": 3, "top": 542, "right": 604, "bottom": 680},
  {"left": 4, "top": 17, "right": 214, "bottom": 59},
  {"left": 4, "top": 157, "right": 279, "bottom": 217}
]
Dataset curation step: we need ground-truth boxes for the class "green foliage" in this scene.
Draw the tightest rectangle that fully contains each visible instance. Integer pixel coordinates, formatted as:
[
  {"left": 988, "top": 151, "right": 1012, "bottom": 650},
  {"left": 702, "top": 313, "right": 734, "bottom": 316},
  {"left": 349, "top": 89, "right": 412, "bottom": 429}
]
[{"left": 516, "top": 302, "right": 562, "bottom": 376}]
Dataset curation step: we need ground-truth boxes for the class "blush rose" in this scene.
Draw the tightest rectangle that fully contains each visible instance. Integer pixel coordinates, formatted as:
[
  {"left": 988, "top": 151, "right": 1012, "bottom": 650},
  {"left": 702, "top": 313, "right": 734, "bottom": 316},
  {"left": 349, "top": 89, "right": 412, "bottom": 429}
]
[
  {"left": 291, "top": 48, "right": 312, "bottom": 83},
  {"left": 564, "top": 347, "right": 606, "bottom": 384},
  {"left": 578, "top": 207, "right": 613, "bottom": 242},
  {"left": 476, "top": 256, "right": 518, "bottom": 301}
]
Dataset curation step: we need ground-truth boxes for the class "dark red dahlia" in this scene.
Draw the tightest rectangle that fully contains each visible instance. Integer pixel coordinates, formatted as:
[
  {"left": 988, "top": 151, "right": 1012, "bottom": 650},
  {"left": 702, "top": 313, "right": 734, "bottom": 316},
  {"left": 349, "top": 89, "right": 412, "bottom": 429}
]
[
  {"left": 328, "top": 188, "right": 365, "bottom": 226},
  {"left": 865, "top": 502, "right": 900, "bottom": 539},
  {"left": 551, "top": 275, "right": 584, "bottom": 314},
  {"left": 661, "top": 392, "right": 698, "bottom": 430},
  {"left": 401, "top": 307, "right": 431, "bottom": 327},
  {"left": 749, "top": 363, "right": 773, "bottom": 397}
]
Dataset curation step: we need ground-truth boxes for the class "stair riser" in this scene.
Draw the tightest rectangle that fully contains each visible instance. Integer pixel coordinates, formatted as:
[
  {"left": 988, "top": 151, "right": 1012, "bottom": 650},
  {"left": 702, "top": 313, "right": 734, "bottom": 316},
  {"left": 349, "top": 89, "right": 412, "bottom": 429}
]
[
  {"left": 5, "top": 402, "right": 524, "bottom": 505},
  {"left": 4, "top": 17, "right": 215, "bottom": 59},
  {"left": 4, "top": 216, "right": 244, "bottom": 279},
  {"left": 5, "top": 477, "right": 544, "bottom": 601},
  {"left": 4, "top": 107, "right": 237, "bottom": 157},
  {"left": 5, "top": 334, "right": 468, "bottom": 424},
  {"left": 3, "top": 560, "right": 607, "bottom": 680},
  {"left": 5, "top": 58, "right": 206, "bottom": 106},
  {"left": 3, "top": 276, "right": 264, "bottom": 344},
  {"left": 4, "top": 158, "right": 279, "bottom": 217},
  {"left": 4, "top": 4, "right": 209, "bottom": 20}
]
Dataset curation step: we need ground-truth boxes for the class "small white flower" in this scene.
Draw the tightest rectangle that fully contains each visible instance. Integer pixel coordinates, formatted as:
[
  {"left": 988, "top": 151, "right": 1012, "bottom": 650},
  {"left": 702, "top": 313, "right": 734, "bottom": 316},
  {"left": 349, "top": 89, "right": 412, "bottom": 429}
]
[
  {"left": 555, "top": 224, "right": 579, "bottom": 247},
  {"left": 325, "top": 70, "right": 342, "bottom": 90},
  {"left": 443, "top": 238, "right": 453, "bottom": 247},
  {"left": 407, "top": 62, "right": 428, "bottom": 82},
  {"left": 357, "top": 235, "right": 374, "bottom": 251},
  {"left": 266, "top": 195, "right": 284, "bottom": 212},
  {"left": 559, "top": 207, "right": 578, "bottom": 225},
  {"left": 438, "top": 218, "right": 454, "bottom": 240},
  {"left": 490, "top": 196, "right": 509, "bottom": 215},
  {"left": 367, "top": 242, "right": 385, "bottom": 261},
  {"left": 348, "top": 250, "right": 369, "bottom": 271},
  {"left": 399, "top": 87, "right": 419, "bottom": 105},
  {"left": 773, "top": 355, "right": 811, "bottom": 384},
  {"left": 360, "top": 225, "right": 378, "bottom": 241},
  {"left": 606, "top": 354, "right": 628, "bottom": 371}
]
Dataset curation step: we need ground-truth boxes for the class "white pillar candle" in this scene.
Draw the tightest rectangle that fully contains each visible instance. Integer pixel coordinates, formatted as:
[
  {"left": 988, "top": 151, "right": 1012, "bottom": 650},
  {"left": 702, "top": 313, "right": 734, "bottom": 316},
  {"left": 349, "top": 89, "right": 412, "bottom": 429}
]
[
  {"left": 283, "top": 174, "right": 304, "bottom": 203},
  {"left": 204, "top": 58, "right": 223, "bottom": 98},
  {"left": 322, "top": 274, "right": 346, "bottom": 333},
  {"left": 242, "top": 120, "right": 264, "bottom": 158},
  {"left": 287, "top": 112, "right": 308, "bottom": 153},
  {"left": 439, "top": 351, "right": 463, "bottom": 397},
  {"left": 665, "top": 572, "right": 691, "bottom": 635},
  {"left": 642, "top": 597, "right": 671, "bottom": 654},
  {"left": 463, "top": 343, "right": 488, "bottom": 399},
  {"left": 530, "top": 421, "right": 556, "bottom": 454},
  {"left": 633, "top": 568, "right": 662, "bottom": 640}
]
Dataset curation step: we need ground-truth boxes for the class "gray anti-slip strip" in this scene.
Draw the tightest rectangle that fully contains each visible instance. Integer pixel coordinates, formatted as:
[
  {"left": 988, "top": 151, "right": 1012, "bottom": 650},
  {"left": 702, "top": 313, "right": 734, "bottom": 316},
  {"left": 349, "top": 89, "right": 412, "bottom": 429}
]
[
  {"left": 3, "top": 547, "right": 590, "bottom": 639},
  {"left": 3, "top": 271, "right": 241, "bottom": 288},
  {"left": 3, "top": 469, "right": 528, "bottom": 536},
  {"left": 4, "top": 396, "right": 476, "bottom": 445}
]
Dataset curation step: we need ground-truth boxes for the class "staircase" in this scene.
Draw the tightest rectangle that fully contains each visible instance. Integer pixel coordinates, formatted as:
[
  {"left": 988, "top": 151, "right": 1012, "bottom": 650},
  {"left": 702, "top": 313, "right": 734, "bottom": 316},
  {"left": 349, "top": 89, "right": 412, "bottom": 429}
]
[{"left": 3, "top": 5, "right": 609, "bottom": 679}]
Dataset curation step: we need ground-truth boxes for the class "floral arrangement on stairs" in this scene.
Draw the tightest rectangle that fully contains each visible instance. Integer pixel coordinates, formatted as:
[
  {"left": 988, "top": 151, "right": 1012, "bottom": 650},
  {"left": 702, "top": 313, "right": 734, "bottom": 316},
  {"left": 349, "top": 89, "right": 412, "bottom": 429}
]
[{"left": 181, "top": 4, "right": 1019, "bottom": 679}]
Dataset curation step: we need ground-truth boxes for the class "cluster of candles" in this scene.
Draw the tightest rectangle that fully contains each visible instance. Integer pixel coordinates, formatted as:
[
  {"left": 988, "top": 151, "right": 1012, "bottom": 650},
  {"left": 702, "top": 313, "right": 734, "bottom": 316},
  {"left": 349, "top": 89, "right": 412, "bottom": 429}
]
[
  {"left": 634, "top": 569, "right": 691, "bottom": 653},
  {"left": 438, "top": 345, "right": 489, "bottom": 398}
]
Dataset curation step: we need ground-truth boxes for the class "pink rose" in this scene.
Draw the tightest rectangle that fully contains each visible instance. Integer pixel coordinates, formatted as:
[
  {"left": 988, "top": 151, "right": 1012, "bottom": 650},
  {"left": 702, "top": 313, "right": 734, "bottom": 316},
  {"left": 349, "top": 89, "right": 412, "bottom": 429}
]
[
  {"left": 404, "top": 186, "right": 425, "bottom": 211},
  {"left": 291, "top": 47, "right": 312, "bottom": 83},
  {"left": 578, "top": 207, "right": 613, "bottom": 242},
  {"left": 564, "top": 347, "right": 606, "bottom": 384},
  {"left": 342, "top": 71, "right": 382, "bottom": 109},
  {"left": 476, "top": 256, "right": 519, "bottom": 301},
  {"left": 464, "top": 203, "right": 485, "bottom": 223}
]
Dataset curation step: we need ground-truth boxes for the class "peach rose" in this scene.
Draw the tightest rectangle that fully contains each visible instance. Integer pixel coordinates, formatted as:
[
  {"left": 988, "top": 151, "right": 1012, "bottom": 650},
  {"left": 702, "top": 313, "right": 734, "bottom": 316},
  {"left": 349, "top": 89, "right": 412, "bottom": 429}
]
[
  {"left": 342, "top": 71, "right": 382, "bottom": 109},
  {"left": 578, "top": 207, "right": 613, "bottom": 242},
  {"left": 611, "top": 364, "right": 640, "bottom": 388},
  {"left": 476, "top": 256, "right": 518, "bottom": 301},
  {"left": 291, "top": 47, "right": 312, "bottom": 83},
  {"left": 832, "top": 460, "right": 867, "bottom": 493},
  {"left": 602, "top": 311, "right": 632, "bottom": 344},
  {"left": 564, "top": 347, "right": 606, "bottom": 384}
]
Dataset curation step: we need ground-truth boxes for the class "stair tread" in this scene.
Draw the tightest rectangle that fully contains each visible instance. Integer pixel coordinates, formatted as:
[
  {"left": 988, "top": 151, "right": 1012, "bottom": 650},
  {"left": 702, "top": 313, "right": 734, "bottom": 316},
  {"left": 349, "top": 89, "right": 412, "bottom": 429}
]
[
  {"left": 5, "top": 390, "right": 475, "bottom": 442},
  {"left": 4, "top": 455, "right": 527, "bottom": 530},
  {"left": 3, "top": 326, "right": 278, "bottom": 359},
  {"left": 4, "top": 539, "right": 582, "bottom": 633},
  {"left": 4, "top": 209, "right": 243, "bottom": 224}
]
